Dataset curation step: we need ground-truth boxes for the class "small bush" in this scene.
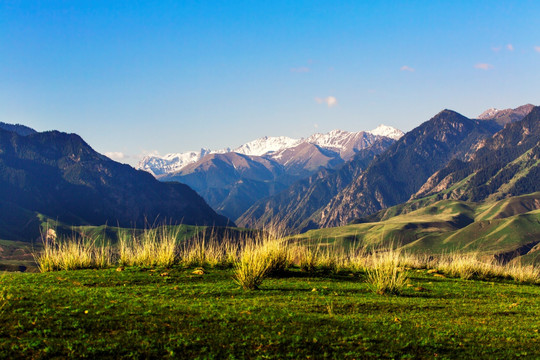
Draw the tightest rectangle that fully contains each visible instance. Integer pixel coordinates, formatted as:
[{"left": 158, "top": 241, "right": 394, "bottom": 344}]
[{"left": 262, "top": 239, "right": 291, "bottom": 275}]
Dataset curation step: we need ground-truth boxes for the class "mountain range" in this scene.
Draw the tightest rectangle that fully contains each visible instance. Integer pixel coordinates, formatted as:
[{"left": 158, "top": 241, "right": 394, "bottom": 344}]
[
  {"left": 137, "top": 124, "right": 404, "bottom": 176},
  {"left": 142, "top": 126, "right": 404, "bottom": 220},
  {"left": 238, "top": 104, "right": 536, "bottom": 231},
  {"left": 1, "top": 102, "right": 537, "bottom": 252}
]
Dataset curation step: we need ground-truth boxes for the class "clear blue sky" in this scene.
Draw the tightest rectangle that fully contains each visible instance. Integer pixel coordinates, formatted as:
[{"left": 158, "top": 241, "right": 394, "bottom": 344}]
[{"left": 1, "top": 0, "right": 539, "bottom": 164}]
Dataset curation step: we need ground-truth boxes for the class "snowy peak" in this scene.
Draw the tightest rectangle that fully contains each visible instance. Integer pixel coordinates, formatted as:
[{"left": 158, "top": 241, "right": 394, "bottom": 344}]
[
  {"left": 232, "top": 136, "right": 302, "bottom": 156},
  {"left": 137, "top": 148, "right": 212, "bottom": 176},
  {"left": 136, "top": 125, "right": 404, "bottom": 175},
  {"left": 367, "top": 124, "right": 404, "bottom": 140}
]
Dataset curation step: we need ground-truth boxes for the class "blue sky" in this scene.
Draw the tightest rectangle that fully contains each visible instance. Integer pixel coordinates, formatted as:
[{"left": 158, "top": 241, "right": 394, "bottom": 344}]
[{"left": 1, "top": 1, "right": 539, "bottom": 164}]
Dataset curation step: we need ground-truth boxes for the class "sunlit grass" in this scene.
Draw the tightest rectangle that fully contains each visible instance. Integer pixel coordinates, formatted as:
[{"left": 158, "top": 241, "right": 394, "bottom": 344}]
[{"left": 33, "top": 226, "right": 540, "bottom": 286}]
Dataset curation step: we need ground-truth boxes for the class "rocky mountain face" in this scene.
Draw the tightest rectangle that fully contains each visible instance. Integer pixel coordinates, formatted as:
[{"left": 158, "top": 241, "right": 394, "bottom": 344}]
[
  {"left": 317, "top": 110, "right": 501, "bottom": 228},
  {"left": 239, "top": 110, "right": 502, "bottom": 231},
  {"left": 477, "top": 104, "right": 534, "bottom": 126},
  {"left": 0, "top": 127, "right": 231, "bottom": 241},
  {"left": 157, "top": 127, "right": 402, "bottom": 220},
  {"left": 236, "top": 138, "right": 395, "bottom": 232},
  {"left": 413, "top": 106, "right": 540, "bottom": 203}
]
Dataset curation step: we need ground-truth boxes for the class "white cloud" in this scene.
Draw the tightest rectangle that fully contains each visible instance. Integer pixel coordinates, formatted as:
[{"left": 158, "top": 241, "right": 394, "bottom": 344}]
[
  {"left": 315, "top": 96, "right": 338, "bottom": 107},
  {"left": 474, "top": 63, "right": 494, "bottom": 70},
  {"left": 534, "top": 46, "right": 540, "bottom": 53},
  {"left": 314, "top": 123, "right": 319, "bottom": 129},
  {"left": 400, "top": 65, "right": 415, "bottom": 72},
  {"left": 105, "top": 151, "right": 128, "bottom": 161},
  {"left": 492, "top": 46, "right": 502, "bottom": 52},
  {"left": 507, "top": 43, "right": 514, "bottom": 51},
  {"left": 290, "top": 66, "right": 310, "bottom": 73}
]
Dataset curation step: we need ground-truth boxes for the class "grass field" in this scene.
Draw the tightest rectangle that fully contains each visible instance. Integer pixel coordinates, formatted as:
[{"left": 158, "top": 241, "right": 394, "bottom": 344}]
[{"left": 1, "top": 266, "right": 539, "bottom": 359}]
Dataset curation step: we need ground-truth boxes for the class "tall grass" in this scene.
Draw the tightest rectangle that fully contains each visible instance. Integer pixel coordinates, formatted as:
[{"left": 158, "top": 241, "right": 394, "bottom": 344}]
[
  {"left": 35, "top": 234, "right": 113, "bottom": 271},
  {"left": 32, "top": 226, "right": 540, "bottom": 286},
  {"left": 234, "top": 240, "right": 270, "bottom": 290},
  {"left": 233, "top": 227, "right": 291, "bottom": 289},
  {"left": 119, "top": 227, "right": 177, "bottom": 267},
  {"left": 366, "top": 247, "right": 409, "bottom": 295}
]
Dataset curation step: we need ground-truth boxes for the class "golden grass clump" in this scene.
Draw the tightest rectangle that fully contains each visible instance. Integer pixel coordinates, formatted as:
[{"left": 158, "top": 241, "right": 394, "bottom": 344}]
[
  {"left": 35, "top": 235, "right": 113, "bottom": 272},
  {"left": 504, "top": 263, "right": 540, "bottom": 284},
  {"left": 437, "top": 253, "right": 494, "bottom": 280},
  {"left": 118, "top": 227, "right": 177, "bottom": 267},
  {"left": 234, "top": 240, "right": 271, "bottom": 290},
  {"left": 178, "top": 229, "right": 240, "bottom": 268},
  {"left": 366, "top": 247, "right": 409, "bottom": 295}
]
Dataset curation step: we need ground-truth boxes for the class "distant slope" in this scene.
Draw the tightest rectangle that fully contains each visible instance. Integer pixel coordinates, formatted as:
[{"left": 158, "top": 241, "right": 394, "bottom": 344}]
[
  {"left": 159, "top": 152, "right": 287, "bottom": 220},
  {"left": 240, "top": 109, "right": 499, "bottom": 232},
  {"left": 0, "top": 129, "right": 231, "bottom": 241},
  {"left": 293, "top": 192, "right": 540, "bottom": 264}
]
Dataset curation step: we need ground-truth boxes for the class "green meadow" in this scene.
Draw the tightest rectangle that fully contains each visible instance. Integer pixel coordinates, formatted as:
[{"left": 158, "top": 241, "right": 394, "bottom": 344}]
[{"left": 1, "top": 267, "right": 539, "bottom": 359}]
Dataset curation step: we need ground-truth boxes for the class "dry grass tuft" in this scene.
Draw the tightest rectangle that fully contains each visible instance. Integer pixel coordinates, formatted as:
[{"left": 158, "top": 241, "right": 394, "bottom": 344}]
[
  {"left": 366, "top": 247, "right": 409, "bottom": 295},
  {"left": 233, "top": 240, "right": 270, "bottom": 290}
]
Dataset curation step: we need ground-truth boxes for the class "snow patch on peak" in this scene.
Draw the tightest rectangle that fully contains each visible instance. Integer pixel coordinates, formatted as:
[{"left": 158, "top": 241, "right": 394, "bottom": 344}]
[
  {"left": 368, "top": 125, "right": 404, "bottom": 140},
  {"left": 232, "top": 136, "right": 302, "bottom": 156},
  {"left": 478, "top": 108, "right": 501, "bottom": 120}
]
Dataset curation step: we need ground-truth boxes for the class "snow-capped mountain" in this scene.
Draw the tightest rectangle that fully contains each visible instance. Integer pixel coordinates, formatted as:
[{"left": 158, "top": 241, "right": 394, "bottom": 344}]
[
  {"left": 136, "top": 125, "right": 403, "bottom": 175},
  {"left": 367, "top": 124, "right": 404, "bottom": 140}
]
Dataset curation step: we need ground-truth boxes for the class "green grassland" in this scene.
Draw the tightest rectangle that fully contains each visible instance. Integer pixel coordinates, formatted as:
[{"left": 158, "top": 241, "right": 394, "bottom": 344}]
[
  {"left": 294, "top": 193, "right": 540, "bottom": 264},
  {"left": 1, "top": 267, "right": 539, "bottom": 359}
]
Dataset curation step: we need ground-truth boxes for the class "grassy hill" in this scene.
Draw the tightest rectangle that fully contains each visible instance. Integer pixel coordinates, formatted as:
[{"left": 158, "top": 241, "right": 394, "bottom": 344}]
[{"left": 293, "top": 192, "right": 540, "bottom": 264}]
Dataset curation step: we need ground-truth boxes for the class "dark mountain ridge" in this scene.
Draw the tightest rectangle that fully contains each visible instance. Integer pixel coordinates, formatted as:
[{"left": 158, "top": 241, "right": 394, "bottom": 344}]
[
  {"left": 0, "top": 122, "right": 37, "bottom": 136},
  {"left": 0, "top": 128, "right": 230, "bottom": 241}
]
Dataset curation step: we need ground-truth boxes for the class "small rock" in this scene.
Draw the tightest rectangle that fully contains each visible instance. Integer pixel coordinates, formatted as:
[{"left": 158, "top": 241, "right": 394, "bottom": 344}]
[{"left": 192, "top": 269, "right": 204, "bottom": 275}]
